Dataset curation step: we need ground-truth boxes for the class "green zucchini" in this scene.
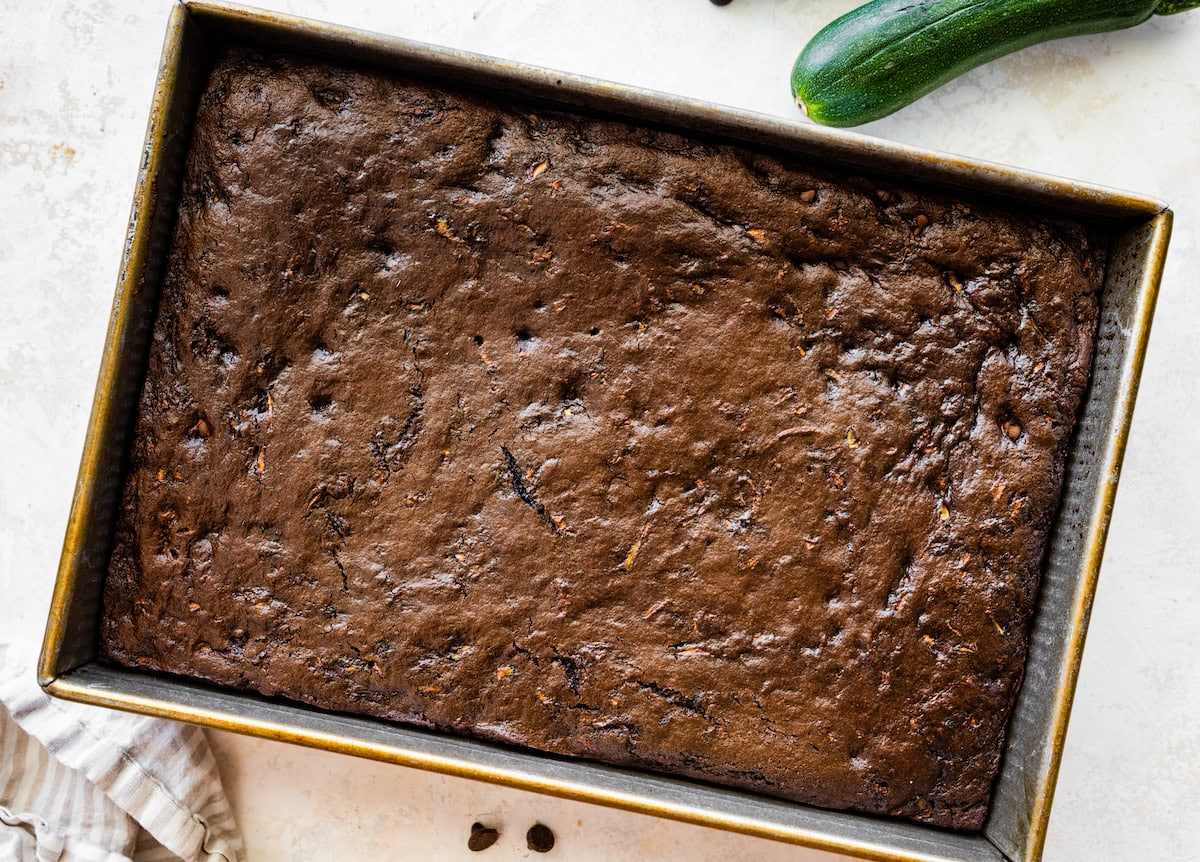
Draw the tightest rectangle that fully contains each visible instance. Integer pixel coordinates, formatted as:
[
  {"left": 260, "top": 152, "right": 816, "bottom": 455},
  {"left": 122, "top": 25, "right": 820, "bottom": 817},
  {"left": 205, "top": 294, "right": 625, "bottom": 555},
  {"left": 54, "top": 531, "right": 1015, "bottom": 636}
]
[{"left": 792, "top": 0, "right": 1200, "bottom": 127}]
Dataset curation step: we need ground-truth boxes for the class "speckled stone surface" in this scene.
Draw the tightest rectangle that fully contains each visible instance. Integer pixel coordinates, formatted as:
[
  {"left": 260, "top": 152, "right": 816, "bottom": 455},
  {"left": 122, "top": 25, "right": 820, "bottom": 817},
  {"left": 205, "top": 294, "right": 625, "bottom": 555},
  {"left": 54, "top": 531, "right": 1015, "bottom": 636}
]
[{"left": 3, "top": 1, "right": 1200, "bottom": 860}]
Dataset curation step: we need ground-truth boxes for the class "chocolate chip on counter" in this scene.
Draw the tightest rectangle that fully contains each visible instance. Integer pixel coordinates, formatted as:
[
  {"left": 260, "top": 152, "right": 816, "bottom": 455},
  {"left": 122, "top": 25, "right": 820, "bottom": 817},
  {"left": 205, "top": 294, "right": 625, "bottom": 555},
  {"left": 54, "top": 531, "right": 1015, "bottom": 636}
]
[
  {"left": 710, "top": 0, "right": 733, "bottom": 5},
  {"left": 526, "top": 823, "right": 555, "bottom": 853},
  {"left": 468, "top": 822, "right": 500, "bottom": 852}
]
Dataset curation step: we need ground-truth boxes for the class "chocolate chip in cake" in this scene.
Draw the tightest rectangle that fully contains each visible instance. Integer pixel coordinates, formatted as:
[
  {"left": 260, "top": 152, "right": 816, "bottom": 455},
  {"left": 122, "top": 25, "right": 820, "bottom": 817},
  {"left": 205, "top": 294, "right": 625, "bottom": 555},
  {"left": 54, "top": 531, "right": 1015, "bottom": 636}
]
[
  {"left": 526, "top": 823, "right": 555, "bottom": 853},
  {"left": 468, "top": 822, "right": 500, "bottom": 852}
]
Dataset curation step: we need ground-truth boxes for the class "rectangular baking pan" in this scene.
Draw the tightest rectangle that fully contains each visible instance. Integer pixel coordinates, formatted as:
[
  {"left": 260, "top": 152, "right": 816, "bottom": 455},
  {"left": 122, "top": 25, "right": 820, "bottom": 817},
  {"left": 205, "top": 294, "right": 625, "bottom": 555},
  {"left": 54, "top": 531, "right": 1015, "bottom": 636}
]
[{"left": 38, "top": 4, "right": 1172, "bottom": 861}]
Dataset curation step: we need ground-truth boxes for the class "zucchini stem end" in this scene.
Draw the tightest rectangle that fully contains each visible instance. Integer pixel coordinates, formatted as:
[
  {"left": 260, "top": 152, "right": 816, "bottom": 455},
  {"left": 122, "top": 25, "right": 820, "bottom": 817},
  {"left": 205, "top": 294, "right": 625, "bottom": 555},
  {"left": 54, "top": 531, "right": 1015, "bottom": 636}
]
[{"left": 1156, "top": 0, "right": 1200, "bottom": 13}]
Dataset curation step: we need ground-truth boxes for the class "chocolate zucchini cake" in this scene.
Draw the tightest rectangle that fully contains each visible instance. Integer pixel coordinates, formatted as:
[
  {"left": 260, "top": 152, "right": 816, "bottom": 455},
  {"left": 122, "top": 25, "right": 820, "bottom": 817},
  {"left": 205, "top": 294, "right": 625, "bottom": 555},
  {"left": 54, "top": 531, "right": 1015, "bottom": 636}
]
[{"left": 100, "top": 48, "right": 1107, "bottom": 830}]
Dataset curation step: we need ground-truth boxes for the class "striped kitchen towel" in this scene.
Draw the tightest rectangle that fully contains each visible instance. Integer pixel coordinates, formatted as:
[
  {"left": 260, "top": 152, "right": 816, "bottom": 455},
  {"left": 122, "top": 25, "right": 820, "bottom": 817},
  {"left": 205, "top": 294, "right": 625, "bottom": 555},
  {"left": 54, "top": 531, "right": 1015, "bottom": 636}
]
[{"left": 0, "top": 643, "right": 243, "bottom": 862}]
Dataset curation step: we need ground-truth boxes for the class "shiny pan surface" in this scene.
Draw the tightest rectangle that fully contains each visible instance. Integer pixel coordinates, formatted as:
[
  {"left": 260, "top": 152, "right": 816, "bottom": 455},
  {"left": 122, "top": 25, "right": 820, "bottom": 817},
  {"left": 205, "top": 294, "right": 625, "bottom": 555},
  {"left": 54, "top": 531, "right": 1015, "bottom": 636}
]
[{"left": 39, "top": 4, "right": 1171, "bottom": 860}]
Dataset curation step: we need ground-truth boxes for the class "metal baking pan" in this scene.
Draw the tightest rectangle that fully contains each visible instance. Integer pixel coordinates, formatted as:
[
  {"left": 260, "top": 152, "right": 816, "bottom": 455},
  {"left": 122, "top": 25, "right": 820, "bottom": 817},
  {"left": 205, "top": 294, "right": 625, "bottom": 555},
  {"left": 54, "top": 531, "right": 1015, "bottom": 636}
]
[{"left": 38, "top": 3, "right": 1171, "bottom": 860}]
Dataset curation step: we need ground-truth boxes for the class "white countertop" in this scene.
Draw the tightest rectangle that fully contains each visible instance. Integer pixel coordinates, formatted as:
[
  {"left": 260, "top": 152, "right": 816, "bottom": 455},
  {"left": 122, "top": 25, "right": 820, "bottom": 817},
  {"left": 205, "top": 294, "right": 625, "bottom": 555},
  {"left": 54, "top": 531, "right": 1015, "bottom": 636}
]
[{"left": 2, "top": 1, "right": 1198, "bottom": 859}]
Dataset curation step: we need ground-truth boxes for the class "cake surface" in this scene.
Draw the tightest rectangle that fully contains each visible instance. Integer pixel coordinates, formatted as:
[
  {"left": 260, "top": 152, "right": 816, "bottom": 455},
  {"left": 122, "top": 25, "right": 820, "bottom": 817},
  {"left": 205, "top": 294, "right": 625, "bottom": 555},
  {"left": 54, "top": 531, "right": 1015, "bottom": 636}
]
[{"left": 100, "top": 49, "right": 1107, "bottom": 830}]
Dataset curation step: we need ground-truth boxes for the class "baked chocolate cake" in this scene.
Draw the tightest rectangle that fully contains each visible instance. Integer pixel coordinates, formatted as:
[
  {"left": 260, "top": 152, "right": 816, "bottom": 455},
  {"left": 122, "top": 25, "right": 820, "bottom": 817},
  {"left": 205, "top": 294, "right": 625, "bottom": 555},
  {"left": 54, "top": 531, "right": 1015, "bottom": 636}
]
[{"left": 100, "top": 48, "right": 1107, "bottom": 830}]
